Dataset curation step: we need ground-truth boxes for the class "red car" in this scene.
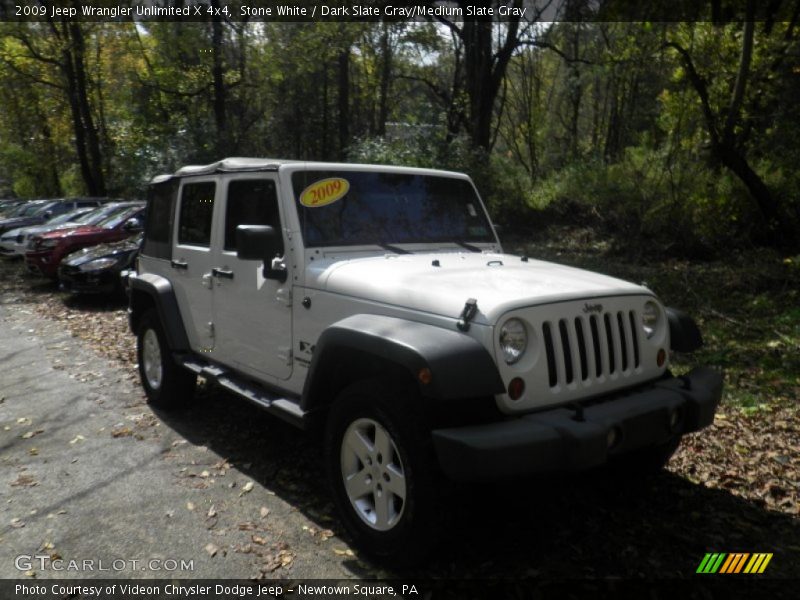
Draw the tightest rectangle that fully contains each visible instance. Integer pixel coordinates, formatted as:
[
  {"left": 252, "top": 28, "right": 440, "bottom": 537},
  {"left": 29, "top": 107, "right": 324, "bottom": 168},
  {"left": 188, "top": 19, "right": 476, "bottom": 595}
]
[{"left": 26, "top": 203, "right": 145, "bottom": 278}]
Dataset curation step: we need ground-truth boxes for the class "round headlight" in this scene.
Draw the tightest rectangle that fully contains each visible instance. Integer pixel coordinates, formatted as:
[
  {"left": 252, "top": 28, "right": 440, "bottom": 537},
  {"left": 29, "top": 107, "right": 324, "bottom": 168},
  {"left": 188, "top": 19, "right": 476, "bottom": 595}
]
[
  {"left": 642, "top": 301, "right": 661, "bottom": 339},
  {"left": 499, "top": 318, "right": 527, "bottom": 364}
]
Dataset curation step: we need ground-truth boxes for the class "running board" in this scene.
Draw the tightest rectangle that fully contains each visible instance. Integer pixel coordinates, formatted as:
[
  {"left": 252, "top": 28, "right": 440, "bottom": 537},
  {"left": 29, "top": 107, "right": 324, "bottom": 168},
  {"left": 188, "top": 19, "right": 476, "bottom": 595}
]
[{"left": 176, "top": 355, "right": 305, "bottom": 428}]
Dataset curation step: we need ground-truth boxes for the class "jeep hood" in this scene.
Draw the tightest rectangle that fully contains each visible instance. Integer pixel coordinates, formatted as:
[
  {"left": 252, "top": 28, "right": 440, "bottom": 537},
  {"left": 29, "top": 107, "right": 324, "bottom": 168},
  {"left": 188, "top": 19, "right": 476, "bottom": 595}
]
[{"left": 306, "top": 252, "right": 651, "bottom": 324}]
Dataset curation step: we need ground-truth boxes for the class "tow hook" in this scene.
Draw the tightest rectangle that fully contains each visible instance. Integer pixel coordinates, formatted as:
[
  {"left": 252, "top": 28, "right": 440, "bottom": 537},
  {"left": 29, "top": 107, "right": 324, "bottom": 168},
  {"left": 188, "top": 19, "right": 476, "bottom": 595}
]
[{"left": 568, "top": 402, "right": 586, "bottom": 422}]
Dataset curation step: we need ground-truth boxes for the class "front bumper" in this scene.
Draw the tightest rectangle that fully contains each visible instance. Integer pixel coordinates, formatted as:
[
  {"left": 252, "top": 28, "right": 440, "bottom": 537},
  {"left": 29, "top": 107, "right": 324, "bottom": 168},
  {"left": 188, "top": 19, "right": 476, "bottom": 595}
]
[
  {"left": 58, "top": 265, "right": 121, "bottom": 294},
  {"left": 25, "top": 250, "right": 58, "bottom": 277},
  {"left": 432, "top": 367, "right": 723, "bottom": 482}
]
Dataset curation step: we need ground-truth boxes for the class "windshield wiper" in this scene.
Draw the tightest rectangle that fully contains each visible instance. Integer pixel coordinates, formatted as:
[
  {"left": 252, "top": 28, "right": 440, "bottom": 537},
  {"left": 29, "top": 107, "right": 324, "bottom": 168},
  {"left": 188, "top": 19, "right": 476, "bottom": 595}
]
[
  {"left": 377, "top": 243, "right": 412, "bottom": 254},
  {"left": 453, "top": 240, "right": 482, "bottom": 253}
]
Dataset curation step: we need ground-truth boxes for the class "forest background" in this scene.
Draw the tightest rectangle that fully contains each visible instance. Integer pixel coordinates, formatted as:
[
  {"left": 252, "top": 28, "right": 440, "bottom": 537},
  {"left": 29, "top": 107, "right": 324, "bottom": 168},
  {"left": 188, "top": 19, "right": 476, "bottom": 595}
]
[{"left": 1, "top": 0, "right": 799, "bottom": 255}]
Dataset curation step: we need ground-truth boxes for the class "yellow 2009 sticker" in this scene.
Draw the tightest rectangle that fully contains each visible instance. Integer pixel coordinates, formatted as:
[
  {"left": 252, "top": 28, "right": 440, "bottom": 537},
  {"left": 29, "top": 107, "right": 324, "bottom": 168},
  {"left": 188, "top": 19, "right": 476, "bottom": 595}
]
[{"left": 299, "top": 178, "right": 350, "bottom": 208}]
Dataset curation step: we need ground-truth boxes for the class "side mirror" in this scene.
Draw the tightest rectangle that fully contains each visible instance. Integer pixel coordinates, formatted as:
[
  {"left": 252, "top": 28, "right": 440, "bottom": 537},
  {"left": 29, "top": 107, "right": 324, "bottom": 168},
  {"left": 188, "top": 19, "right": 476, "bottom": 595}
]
[
  {"left": 236, "top": 225, "right": 286, "bottom": 282},
  {"left": 123, "top": 217, "right": 143, "bottom": 231}
]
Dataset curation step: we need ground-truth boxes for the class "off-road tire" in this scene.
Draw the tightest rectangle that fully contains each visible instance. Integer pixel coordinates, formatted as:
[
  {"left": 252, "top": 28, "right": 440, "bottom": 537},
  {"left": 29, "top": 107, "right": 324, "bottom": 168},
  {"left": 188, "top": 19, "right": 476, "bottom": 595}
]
[
  {"left": 136, "top": 309, "right": 195, "bottom": 408},
  {"left": 325, "top": 379, "right": 441, "bottom": 565}
]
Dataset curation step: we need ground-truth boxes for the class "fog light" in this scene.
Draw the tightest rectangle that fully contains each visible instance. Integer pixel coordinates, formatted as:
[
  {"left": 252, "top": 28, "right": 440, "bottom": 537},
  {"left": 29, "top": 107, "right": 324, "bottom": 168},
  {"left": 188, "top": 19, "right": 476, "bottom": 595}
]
[
  {"left": 607, "top": 427, "right": 622, "bottom": 449},
  {"left": 508, "top": 377, "right": 525, "bottom": 400},
  {"left": 656, "top": 348, "right": 666, "bottom": 367}
]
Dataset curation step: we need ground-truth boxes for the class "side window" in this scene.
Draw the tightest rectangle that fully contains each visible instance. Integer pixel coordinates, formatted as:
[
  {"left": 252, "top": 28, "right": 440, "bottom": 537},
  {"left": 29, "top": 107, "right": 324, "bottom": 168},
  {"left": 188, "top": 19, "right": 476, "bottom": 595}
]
[
  {"left": 224, "top": 179, "right": 283, "bottom": 253},
  {"left": 143, "top": 179, "right": 177, "bottom": 259},
  {"left": 178, "top": 182, "right": 216, "bottom": 247}
]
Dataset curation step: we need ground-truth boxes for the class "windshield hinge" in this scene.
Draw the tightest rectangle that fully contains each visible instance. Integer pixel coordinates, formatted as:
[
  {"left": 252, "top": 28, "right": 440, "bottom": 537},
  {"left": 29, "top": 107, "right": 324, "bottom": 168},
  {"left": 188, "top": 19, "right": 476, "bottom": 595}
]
[
  {"left": 456, "top": 298, "right": 478, "bottom": 332},
  {"left": 276, "top": 287, "right": 292, "bottom": 306}
]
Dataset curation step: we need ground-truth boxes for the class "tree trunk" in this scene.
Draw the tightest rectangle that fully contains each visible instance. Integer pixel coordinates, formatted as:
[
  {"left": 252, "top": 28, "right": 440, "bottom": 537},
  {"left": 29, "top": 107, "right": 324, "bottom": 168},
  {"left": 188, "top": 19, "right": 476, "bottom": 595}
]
[
  {"left": 463, "top": 18, "right": 494, "bottom": 149},
  {"left": 211, "top": 0, "right": 227, "bottom": 155},
  {"left": 337, "top": 48, "right": 350, "bottom": 158},
  {"left": 60, "top": 23, "right": 104, "bottom": 196},
  {"left": 377, "top": 24, "right": 392, "bottom": 137},
  {"left": 716, "top": 143, "right": 783, "bottom": 232}
]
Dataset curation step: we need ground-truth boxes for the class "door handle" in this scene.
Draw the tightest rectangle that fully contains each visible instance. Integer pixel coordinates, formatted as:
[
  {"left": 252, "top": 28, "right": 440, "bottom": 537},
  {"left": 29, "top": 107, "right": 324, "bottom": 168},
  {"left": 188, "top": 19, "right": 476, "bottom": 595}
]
[
  {"left": 211, "top": 267, "right": 234, "bottom": 280},
  {"left": 170, "top": 259, "right": 188, "bottom": 270}
]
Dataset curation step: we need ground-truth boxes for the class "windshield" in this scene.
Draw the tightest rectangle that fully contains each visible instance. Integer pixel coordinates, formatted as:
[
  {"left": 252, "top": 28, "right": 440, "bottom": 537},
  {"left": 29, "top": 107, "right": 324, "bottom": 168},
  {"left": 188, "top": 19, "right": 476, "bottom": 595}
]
[
  {"left": 31, "top": 202, "right": 56, "bottom": 216},
  {"left": 14, "top": 203, "right": 46, "bottom": 217},
  {"left": 97, "top": 206, "right": 141, "bottom": 229},
  {"left": 46, "top": 210, "right": 86, "bottom": 225},
  {"left": 292, "top": 171, "right": 494, "bottom": 248},
  {"left": 74, "top": 204, "right": 120, "bottom": 225}
]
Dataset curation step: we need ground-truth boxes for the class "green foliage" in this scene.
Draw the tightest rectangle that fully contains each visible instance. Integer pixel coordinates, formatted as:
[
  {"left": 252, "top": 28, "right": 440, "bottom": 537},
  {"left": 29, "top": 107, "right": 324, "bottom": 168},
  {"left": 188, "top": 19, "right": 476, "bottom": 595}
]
[{"left": 0, "top": 21, "right": 796, "bottom": 250}]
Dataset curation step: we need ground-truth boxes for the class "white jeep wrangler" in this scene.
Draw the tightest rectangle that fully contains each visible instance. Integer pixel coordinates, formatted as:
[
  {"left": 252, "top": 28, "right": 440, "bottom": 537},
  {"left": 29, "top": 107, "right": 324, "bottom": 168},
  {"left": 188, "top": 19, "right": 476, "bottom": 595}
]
[{"left": 128, "top": 158, "right": 722, "bottom": 561}]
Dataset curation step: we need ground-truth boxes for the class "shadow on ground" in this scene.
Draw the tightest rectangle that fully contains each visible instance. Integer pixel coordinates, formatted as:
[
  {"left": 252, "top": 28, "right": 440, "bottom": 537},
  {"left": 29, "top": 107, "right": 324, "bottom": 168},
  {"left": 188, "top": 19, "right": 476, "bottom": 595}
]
[{"left": 155, "top": 384, "right": 800, "bottom": 582}]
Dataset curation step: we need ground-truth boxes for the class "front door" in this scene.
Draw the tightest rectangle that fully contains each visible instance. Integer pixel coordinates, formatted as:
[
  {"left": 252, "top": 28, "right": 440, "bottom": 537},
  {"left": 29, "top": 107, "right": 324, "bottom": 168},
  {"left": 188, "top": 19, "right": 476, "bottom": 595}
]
[
  {"left": 172, "top": 179, "right": 218, "bottom": 353},
  {"left": 210, "top": 176, "right": 293, "bottom": 380}
]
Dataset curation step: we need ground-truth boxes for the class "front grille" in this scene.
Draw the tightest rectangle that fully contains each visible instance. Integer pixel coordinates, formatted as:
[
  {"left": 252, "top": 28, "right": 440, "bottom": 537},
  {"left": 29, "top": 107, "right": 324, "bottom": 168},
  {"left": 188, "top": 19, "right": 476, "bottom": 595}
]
[{"left": 543, "top": 311, "right": 640, "bottom": 388}]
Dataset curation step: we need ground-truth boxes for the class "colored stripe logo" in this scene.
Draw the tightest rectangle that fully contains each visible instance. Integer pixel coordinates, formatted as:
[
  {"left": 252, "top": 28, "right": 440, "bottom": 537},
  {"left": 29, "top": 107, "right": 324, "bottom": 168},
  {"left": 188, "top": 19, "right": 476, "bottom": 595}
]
[{"left": 696, "top": 553, "right": 773, "bottom": 574}]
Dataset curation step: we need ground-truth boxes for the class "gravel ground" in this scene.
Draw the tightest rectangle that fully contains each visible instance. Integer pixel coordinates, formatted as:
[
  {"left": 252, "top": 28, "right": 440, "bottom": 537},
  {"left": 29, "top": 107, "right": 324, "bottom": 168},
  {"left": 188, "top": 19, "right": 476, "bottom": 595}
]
[{"left": 0, "top": 258, "right": 797, "bottom": 587}]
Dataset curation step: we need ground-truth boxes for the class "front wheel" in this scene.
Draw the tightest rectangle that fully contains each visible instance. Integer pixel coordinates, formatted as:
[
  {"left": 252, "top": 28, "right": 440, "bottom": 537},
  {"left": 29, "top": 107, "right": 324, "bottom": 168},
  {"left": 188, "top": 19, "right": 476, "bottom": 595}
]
[
  {"left": 136, "top": 309, "right": 195, "bottom": 408},
  {"left": 325, "top": 380, "right": 440, "bottom": 564}
]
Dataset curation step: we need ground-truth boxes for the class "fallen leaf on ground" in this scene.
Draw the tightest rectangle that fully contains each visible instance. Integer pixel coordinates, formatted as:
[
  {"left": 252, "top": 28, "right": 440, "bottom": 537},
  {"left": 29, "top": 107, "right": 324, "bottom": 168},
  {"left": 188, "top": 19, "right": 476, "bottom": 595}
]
[
  {"left": 111, "top": 426, "right": 132, "bottom": 438},
  {"left": 204, "top": 543, "right": 219, "bottom": 557},
  {"left": 10, "top": 474, "right": 37, "bottom": 487}
]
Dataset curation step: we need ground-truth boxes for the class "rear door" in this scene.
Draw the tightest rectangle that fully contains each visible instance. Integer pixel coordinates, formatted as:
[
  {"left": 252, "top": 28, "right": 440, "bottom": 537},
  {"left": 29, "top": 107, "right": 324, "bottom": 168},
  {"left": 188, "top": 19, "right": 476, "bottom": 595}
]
[
  {"left": 210, "top": 175, "right": 293, "bottom": 380},
  {"left": 171, "top": 179, "right": 218, "bottom": 353}
]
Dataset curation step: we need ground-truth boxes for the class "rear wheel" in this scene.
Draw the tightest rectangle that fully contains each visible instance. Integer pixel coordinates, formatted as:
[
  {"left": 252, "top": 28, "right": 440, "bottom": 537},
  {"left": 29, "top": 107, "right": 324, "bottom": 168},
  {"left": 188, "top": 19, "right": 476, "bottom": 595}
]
[
  {"left": 325, "top": 379, "right": 440, "bottom": 564},
  {"left": 136, "top": 309, "right": 195, "bottom": 408}
]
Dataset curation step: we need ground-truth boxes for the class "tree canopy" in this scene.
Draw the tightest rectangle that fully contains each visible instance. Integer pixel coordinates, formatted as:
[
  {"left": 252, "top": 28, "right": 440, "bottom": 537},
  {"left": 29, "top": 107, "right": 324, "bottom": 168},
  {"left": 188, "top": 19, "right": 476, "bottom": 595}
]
[{"left": 1, "top": 8, "right": 799, "bottom": 253}]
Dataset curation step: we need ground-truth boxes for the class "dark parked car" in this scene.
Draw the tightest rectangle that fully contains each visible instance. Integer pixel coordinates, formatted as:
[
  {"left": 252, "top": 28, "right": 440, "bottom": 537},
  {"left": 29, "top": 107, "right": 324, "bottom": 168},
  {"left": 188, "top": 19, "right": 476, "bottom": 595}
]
[
  {"left": 0, "top": 197, "right": 105, "bottom": 235},
  {"left": 59, "top": 233, "right": 142, "bottom": 295},
  {"left": 26, "top": 203, "right": 144, "bottom": 278}
]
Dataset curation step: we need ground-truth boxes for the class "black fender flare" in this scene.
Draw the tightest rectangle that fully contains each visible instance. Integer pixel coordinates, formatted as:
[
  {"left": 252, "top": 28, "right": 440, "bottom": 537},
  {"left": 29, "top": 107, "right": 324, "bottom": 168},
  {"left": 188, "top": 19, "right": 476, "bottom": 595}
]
[
  {"left": 128, "top": 273, "right": 190, "bottom": 352},
  {"left": 300, "top": 314, "right": 505, "bottom": 411},
  {"left": 666, "top": 307, "right": 703, "bottom": 353}
]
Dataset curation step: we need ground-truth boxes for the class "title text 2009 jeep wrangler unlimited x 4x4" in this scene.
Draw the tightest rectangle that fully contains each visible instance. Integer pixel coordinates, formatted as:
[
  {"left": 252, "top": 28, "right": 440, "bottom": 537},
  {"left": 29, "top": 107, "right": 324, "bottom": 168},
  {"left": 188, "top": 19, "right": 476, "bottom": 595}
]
[{"left": 128, "top": 158, "right": 722, "bottom": 561}]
